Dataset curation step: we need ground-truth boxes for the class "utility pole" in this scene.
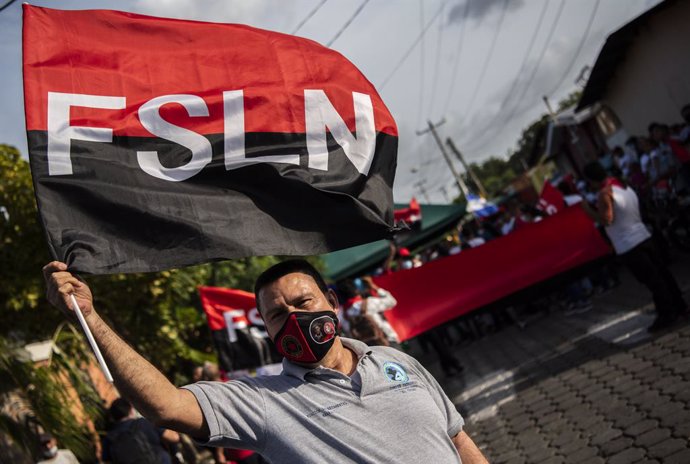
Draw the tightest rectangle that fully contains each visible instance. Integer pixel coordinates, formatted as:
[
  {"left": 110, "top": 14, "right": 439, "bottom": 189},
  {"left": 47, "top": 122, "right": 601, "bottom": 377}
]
[
  {"left": 413, "top": 180, "right": 431, "bottom": 203},
  {"left": 446, "top": 137, "right": 487, "bottom": 198},
  {"left": 416, "top": 119, "right": 470, "bottom": 200}
]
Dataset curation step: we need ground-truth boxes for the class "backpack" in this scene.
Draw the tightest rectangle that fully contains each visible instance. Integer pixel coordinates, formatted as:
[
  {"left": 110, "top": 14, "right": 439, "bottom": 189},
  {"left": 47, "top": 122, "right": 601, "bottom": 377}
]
[{"left": 108, "top": 419, "right": 160, "bottom": 464}]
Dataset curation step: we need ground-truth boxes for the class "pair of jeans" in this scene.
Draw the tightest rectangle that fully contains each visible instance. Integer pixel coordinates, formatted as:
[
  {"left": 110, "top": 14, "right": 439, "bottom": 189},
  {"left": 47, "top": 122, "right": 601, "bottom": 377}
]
[{"left": 619, "top": 239, "right": 687, "bottom": 320}]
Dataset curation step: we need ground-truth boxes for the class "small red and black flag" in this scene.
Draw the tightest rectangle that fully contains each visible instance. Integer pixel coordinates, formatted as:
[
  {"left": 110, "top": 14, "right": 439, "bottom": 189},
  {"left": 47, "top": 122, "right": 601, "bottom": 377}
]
[{"left": 198, "top": 286, "right": 280, "bottom": 372}]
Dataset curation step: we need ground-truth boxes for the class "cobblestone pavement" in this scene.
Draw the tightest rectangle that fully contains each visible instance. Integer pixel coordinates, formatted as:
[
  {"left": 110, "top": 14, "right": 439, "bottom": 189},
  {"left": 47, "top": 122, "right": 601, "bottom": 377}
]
[{"left": 417, "top": 258, "right": 690, "bottom": 463}]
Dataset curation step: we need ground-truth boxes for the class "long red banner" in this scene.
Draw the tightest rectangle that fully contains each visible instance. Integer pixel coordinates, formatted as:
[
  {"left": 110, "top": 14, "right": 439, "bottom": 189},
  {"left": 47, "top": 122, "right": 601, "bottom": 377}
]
[{"left": 374, "top": 206, "right": 612, "bottom": 341}]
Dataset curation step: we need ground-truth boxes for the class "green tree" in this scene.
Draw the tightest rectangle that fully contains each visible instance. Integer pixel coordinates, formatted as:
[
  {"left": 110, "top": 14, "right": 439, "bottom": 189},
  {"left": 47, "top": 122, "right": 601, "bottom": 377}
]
[
  {"left": 0, "top": 144, "right": 313, "bottom": 379},
  {"left": 0, "top": 328, "right": 105, "bottom": 462},
  {"left": 0, "top": 143, "right": 322, "bottom": 456}
]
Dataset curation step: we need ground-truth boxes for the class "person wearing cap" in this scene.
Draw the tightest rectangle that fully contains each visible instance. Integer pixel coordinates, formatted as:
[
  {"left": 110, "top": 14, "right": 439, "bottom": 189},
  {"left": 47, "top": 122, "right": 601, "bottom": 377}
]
[
  {"left": 36, "top": 433, "right": 78, "bottom": 464},
  {"left": 43, "top": 259, "right": 488, "bottom": 463}
]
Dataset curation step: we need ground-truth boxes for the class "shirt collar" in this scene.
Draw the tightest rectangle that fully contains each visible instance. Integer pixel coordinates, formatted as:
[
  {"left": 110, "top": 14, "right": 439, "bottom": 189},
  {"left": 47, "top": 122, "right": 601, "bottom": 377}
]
[{"left": 281, "top": 337, "right": 372, "bottom": 381}]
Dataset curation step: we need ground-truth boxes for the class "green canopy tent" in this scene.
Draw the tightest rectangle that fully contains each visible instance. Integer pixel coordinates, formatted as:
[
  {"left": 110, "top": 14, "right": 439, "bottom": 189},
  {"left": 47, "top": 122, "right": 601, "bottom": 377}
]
[{"left": 322, "top": 202, "right": 466, "bottom": 281}]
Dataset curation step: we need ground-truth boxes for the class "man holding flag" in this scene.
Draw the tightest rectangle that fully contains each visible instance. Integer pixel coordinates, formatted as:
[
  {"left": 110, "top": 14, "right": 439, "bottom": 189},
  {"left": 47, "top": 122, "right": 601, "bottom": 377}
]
[
  {"left": 43, "top": 259, "right": 488, "bottom": 463},
  {"left": 31, "top": 5, "right": 487, "bottom": 461}
]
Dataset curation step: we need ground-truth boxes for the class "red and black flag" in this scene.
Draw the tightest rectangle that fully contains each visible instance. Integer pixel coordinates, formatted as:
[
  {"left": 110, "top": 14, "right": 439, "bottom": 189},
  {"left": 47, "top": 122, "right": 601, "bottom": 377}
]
[
  {"left": 198, "top": 286, "right": 280, "bottom": 372},
  {"left": 23, "top": 6, "right": 398, "bottom": 274}
]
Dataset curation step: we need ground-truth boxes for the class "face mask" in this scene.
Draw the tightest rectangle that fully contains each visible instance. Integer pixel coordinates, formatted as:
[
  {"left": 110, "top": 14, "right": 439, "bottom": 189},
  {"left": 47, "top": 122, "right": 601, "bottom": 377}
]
[
  {"left": 274, "top": 310, "right": 339, "bottom": 363},
  {"left": 43, "top": 446, "right": 58, "bottom": 458}
]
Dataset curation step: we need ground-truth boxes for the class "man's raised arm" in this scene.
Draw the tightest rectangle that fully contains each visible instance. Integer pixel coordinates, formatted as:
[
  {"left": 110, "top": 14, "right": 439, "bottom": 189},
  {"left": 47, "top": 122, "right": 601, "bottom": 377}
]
[{"left": 42, "top": 261, "right": 208, "bottom": 439}]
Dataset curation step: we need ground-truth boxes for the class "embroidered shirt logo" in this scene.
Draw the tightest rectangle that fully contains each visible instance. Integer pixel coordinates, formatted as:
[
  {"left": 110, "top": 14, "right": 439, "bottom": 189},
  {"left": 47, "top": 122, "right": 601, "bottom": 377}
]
[{"left": 383, "top": 361, "right": 409, "bottom": 383}]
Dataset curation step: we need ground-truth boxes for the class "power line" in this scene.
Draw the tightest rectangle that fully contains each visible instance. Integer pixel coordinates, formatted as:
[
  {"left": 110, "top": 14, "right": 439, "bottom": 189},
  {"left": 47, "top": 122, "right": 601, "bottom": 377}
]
[
  {"left": 416, "top": 0, "right": 426, "bottom": 130},
  {"left": 461, "top": 0, "right": 566, "bottom": 154},
  {"left": 291, "top": 0, "right": 328, "bottom": 35},
  {"left": 326, "top": 0, "right": 370, "bottom": 47},
  {"left": 465, "top": 0, "right": 549, "bottom": 136},
  {"left": 546, "top": 0, "right": 601, "bottom": 97},
  {"left": 459, "top": 0, "right": 509, "bottom": 122},
  {"left": 378, "top": 1, "right": 446, "bottom": 90},
  {"left": 0, "top": 0, "right": 17, "bottom": 13},
  {"left": 441, "top": 0, "right": 472, "bottom": 116},
  {"left": 426, "top": 1, "right": 446, "bottom": 118}
]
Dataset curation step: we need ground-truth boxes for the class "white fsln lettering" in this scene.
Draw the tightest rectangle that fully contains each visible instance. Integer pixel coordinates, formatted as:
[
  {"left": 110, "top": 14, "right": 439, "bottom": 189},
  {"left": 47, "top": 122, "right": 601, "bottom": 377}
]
[
  {"left": 223, "top": 308, "right": 267, "bottom": 343},
  {"left": 304, "top": 90, "right": 376, "bottom": 175},
  {"left": 223, "top": 90, "right": 300, "bottom": 170},
  {"left": 137, "top": 94, "right": 213, "bottom": 182},
  {"left": 45, "top": 90, "right": 379, "bottom": 179},
  {"left": 46, "top": 92, "right": 126, "bottom": 176},
  {"left": 222, "top": 309, "right": 249, "bottom": 343}
]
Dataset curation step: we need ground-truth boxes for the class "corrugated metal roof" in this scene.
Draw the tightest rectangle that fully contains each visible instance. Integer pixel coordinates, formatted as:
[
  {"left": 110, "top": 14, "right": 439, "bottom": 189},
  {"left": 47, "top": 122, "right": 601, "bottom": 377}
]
[{"left": 576, "top": 0, "right": 676, "bottom": 111}]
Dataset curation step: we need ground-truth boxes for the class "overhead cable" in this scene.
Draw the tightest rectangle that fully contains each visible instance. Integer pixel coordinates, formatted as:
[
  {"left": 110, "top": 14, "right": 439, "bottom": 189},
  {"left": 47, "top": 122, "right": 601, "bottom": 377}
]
[
  {"left": 416, "top": 0, "right": 427, "bottom": 129},
  {"left": 378, "top": 1, "right": 446, "bottom": 90},
  {"left": 0, "top": 0, "right": 17, "bottom": 13},
  {"left": 441, "top": 0, "right": 472, "bottom": 116},
  {"left": 459, "top": 0, "right": 509, "bottom": 122},
  {"left": 545, "top": 0, "right": 601, "bottom": 97},
  {"left": 326, "top": 0, "right": 370, "bottom": 47},
  {"left": 472, "top": 0, "right": 550, "bottom": 133},
  {"left": 462, "top": 0, "right": 566, "bottom": 154},
  {"left": 426, "top": 1, "right": 447, "bottom": 118},
  {"left": 291, "top": 0, "right": 328, "bottom": 35}
]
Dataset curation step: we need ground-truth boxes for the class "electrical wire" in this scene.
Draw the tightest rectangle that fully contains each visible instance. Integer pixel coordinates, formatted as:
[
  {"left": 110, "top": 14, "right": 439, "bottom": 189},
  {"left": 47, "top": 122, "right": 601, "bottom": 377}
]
[
  {"left": 291, "top": 0, "right": 328, "bottom": 35},
  {"left": 461, "top": 0, "right": 566, "bottom": 154},
  {"left": 441, "top": 0, "right": 472, "bottom": 116},
  {"left": 426, "top": 1, "right": 446, "bottom": 119},
  {"left": 378, "top": 1, "right": 446, "bottom": 90},
  {"left": 326, "top": 0, "right": 370, "bottom": 47},
  {"left": 0, "top": 0, "right": 17, "bottom": 13},
  {"left": 546, "top": 0, "right": 601, "bottom": 97},
  {"left": 416, "top": 0, "right": 426, "bottom": 130},
  {"left": 468, "top": 0, "right": 549, "bottom": 135},
  {"left": 459, "top": 0, "right": 509, "bottom": 122}
]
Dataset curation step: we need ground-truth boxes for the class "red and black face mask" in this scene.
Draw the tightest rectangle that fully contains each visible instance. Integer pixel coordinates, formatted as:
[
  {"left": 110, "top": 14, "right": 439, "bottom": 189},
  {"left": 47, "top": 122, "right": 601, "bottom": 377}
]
[{"left": 274, "top": 310, "right": 339, "bottom": 364}]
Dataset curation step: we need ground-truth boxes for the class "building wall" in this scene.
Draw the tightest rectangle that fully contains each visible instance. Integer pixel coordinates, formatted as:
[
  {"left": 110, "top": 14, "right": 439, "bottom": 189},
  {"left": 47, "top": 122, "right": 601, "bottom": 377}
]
[{"left": 603, "top": 1, "right": 690, "bottom": 135}]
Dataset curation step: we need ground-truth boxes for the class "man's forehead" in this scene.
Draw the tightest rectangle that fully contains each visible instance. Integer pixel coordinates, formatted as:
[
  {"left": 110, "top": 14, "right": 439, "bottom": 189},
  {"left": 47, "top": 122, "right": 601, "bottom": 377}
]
[{"left": 259, "top": 272, "right": 321, "bottom": 301}]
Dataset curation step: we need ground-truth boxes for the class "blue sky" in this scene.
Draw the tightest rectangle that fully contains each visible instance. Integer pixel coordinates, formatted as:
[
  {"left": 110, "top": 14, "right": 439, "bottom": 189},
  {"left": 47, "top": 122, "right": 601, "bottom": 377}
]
[{"left": 0, "top": 0, "right": 660, "bottom": 201}]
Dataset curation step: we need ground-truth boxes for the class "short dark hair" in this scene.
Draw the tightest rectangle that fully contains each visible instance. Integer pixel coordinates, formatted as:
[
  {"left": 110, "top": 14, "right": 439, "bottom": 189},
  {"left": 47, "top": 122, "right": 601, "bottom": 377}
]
[
  {"left": 557, "top": 181, "right": 575, "bottom": 196},
  {"left": 337, "top": 279, "right": 360, "bottom": 299},
  {"left": 583, "top": 161, "right": 607, "bottom": 182},
  {"left": 109, "top": 398, "right": 133, "bottom": 422},
  {"left": 254, "top": 259, "right": 329, "bottom": 313}
]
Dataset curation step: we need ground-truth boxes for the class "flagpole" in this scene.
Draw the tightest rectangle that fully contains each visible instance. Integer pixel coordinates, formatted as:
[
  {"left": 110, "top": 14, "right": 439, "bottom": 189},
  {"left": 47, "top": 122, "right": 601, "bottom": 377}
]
[{"left": 69, "top": 294, "right": 114, "bottom": 383}]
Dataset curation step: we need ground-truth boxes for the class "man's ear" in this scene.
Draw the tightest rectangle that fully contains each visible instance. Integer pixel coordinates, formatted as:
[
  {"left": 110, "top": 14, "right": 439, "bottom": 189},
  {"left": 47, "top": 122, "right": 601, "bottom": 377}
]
[{"left": 327, "top": 288, "right": 339, "bottom": 313}]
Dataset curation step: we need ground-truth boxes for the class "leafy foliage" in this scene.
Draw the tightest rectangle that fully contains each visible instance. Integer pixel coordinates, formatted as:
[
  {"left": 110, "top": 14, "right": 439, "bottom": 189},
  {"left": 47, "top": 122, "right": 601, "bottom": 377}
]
[
  {"left": 0, "top": 143, "right": 319, "bottom": 382},
  {"left": 1, "top": 142, "right": 326, "bottom": 458},
  {"left": 0, "top": 334, "right": 99, "bottom": 462}
]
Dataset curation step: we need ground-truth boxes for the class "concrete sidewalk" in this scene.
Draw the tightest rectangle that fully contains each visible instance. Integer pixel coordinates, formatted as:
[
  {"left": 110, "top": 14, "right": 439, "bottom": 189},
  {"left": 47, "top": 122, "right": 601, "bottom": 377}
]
[{"left": 419, "top": 257, "right": 690, "bottom": 463}]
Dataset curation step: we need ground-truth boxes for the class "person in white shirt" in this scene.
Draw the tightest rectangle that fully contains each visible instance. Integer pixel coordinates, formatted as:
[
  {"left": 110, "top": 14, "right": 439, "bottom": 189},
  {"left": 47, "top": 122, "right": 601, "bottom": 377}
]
[
  {"left": 340, "top": 277, "right": 400, "bottom": 345},
  {"left": 36, "top": 433, "right": 78, "bottom": 464},
  {"left": 582, "top": 162, "right": 687, "bottom": 331}
]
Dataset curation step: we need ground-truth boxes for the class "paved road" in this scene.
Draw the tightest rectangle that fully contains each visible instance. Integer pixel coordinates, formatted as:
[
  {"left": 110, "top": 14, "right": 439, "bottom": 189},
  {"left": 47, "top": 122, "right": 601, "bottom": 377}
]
[{"left": 416, "top": 257, "right": 690, "bottom": 463}]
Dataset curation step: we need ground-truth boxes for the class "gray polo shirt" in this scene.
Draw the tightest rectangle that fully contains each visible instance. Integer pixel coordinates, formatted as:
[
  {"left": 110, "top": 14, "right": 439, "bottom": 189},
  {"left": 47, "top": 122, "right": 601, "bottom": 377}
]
[{"left": 183, "top": 338, "right": 464, "bottom": 463}]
